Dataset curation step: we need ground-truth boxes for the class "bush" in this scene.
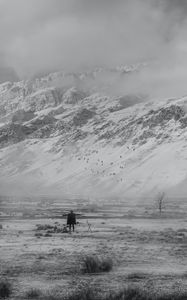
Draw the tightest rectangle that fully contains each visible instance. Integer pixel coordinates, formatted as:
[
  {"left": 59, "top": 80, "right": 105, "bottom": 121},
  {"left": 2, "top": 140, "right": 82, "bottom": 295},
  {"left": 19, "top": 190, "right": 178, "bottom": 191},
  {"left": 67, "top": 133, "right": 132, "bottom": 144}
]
[
  {"left": 0, "top": 279, "right": 12, "bottom": 299},
  {"left": 25, "top": 288, "right": 42, "bottom": 299},
  {"left": 81, "top": 255, "right": 113, "bottom": 274}
]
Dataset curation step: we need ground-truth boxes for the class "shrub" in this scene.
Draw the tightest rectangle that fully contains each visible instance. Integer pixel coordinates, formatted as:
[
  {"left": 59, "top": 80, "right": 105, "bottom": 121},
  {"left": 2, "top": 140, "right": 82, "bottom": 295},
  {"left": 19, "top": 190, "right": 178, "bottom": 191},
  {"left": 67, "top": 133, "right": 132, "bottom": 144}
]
[
  {"left": 81, "top": 255, "right": 113, "bottom": 274},
  {"left": 25, "top": 288, "right": 42, "bottom": 299},
  {"left": 0, "top": 279, "right": 12, "bottom": 299}
]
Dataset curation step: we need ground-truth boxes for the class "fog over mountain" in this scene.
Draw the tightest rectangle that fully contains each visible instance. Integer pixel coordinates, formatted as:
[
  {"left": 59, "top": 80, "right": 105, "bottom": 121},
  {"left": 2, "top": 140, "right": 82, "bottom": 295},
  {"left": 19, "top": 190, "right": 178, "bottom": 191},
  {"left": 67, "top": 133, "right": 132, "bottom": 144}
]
[
  {"left": 0, "top": 66, "right": 19, "bottom": 83},
  {"left": 0, "top": 0, "right": 187, "bottom": 98}
]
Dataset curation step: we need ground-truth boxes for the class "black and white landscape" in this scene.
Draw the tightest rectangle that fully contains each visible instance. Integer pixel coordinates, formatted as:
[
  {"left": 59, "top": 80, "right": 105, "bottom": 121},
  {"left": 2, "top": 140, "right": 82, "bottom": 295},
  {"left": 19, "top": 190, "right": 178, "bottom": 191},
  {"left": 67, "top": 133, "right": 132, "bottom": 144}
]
[{"left": 0, "top": 1, "right": 187, "bottom": 299}]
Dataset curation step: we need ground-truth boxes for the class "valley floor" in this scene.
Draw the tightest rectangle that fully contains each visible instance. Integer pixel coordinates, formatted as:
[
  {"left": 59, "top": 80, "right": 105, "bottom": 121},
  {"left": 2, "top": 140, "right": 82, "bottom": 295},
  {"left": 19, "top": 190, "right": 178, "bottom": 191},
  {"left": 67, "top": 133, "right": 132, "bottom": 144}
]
[{"left": 0, "top": 198, "right": 187, "bottom": 299}]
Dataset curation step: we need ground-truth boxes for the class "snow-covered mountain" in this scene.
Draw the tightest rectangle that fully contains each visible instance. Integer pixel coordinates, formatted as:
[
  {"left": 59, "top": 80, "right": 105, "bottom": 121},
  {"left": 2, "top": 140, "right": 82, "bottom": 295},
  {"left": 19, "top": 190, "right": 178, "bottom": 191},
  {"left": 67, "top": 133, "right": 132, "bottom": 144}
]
[{"left": 0, "top": 68, "right": 187, "bottom": 200}]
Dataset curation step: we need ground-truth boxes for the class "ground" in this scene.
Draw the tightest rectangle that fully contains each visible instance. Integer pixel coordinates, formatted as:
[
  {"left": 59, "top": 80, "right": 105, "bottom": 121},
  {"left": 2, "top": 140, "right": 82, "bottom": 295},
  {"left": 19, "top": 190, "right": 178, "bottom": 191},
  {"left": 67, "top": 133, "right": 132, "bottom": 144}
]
[{"left": 0, "top": 197, "right": 187, "bottom": 299}]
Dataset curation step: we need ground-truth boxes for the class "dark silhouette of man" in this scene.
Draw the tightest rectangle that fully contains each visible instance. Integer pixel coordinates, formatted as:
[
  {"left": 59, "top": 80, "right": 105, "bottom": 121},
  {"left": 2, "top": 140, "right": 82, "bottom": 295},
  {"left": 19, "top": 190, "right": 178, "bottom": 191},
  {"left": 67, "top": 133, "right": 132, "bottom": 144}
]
[{"left": 67, "top": 210, "right": 76, "bottom": 232}]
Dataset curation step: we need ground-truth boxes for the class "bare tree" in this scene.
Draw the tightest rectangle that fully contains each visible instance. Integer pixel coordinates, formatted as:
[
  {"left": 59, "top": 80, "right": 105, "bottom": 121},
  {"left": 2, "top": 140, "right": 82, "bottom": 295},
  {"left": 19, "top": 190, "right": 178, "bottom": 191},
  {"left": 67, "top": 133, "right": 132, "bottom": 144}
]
[{"left": 157, "top": 192, "right": 165, "bottom": 215}]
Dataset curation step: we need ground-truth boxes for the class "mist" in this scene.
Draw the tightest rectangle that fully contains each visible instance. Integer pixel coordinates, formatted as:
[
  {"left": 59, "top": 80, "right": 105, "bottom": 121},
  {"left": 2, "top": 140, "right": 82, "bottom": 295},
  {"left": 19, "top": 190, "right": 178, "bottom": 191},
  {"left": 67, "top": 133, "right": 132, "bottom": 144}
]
[{"left": 1, "top": 0, "right": 187, "bottom": 98}]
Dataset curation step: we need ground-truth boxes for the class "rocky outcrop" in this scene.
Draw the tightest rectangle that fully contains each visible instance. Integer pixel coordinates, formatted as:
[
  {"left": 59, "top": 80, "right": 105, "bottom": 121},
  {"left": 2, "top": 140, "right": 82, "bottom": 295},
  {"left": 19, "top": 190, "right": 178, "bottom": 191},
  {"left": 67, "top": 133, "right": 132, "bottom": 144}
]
[
  {"left": 12, "top": 110, "right": 35, "bottom": 124},
  {"left": 63, "top": 87, "right": 87, "bottom": 104},
  {"left": 72, "top": 108, "right": 96, "bottom": 127}
]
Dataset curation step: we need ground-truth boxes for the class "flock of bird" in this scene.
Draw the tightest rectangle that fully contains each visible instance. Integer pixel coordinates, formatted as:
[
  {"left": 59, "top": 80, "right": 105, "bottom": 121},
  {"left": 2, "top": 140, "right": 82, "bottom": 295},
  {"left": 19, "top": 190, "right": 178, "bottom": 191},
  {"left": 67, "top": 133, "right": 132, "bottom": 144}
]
[{"left": 73, "top": 145, "right": 137, "bottom": 183}]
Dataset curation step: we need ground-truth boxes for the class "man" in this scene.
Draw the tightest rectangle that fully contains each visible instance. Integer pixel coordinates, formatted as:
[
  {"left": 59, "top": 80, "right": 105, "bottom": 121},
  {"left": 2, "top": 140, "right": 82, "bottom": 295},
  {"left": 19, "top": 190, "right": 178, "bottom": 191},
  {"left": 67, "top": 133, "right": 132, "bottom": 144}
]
[{"left": 67, "top": 210, "right": 76, "bottom": 232}]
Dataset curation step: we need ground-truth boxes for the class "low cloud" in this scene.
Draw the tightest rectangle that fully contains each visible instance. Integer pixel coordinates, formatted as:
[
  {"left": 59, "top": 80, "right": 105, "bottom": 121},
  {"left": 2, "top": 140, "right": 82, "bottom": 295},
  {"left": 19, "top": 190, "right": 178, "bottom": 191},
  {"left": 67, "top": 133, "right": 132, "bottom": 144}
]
[{"left": 0, "top": 0, "right": 187, "bottom": 97}]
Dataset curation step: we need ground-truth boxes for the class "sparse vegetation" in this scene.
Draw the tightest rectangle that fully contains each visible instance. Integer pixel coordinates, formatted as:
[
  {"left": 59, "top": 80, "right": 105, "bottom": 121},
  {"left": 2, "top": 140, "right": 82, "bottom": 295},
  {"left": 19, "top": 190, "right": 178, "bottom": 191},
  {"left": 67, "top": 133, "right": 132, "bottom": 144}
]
[
  {"left": 35, "top": 223, "right": 69, "bottom": 237},
  {"left": 64, "top": 287, "right": 96, "bottom": 300},
  {"left": 104, "top": 286, "right": 187, "bottom": 300},
  {"left": 81, "top": 255, "right": 113, "bottom": 274},
  {"left": 126, "top": 272, "right": 149, "bottom": 280},
  {"left": 104, "top": 286, "right": 149, "bottom": 300},
  {"left": 0, "top": 279, "right": 11, "bottom": 299},
  {"left": 44, "top": 286, "right": 187, "bottom": 300},
  {"left": 1, "top": 197, "right": 187, "bottom": 300},
  {"left": 25, "top": 288, "right": 42, "bottom": 299}
]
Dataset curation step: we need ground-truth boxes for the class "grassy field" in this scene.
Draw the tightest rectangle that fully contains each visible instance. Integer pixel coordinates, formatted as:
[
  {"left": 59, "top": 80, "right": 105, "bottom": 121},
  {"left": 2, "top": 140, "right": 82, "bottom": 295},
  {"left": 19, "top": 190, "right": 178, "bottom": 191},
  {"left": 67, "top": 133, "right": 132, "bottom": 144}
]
[{"left": 0, "top": 196, "right": 187, "bottom": 299}]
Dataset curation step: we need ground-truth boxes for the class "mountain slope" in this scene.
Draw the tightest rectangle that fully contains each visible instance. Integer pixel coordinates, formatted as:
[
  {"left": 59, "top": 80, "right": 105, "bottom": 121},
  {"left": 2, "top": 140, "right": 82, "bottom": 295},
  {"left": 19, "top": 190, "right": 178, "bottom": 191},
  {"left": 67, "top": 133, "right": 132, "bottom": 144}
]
[{"left": 0, "top": 71, "right": 187, "bottom": 199}]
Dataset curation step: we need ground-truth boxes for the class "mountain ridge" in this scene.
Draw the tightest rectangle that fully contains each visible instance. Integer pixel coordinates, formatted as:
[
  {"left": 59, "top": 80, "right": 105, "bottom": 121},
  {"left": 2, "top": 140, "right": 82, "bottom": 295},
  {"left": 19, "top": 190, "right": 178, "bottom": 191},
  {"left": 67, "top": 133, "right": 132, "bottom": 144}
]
[{"left": 0, "top": 68, "right": 187, "bottom": 200}]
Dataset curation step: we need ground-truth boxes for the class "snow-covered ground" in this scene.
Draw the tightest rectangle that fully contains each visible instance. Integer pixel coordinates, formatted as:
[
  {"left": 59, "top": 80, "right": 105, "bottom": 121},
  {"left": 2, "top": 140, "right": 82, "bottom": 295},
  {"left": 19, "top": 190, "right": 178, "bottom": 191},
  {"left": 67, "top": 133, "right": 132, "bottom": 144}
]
[{"left": 0, "top": 70, "right": 187, "bottom": 200}]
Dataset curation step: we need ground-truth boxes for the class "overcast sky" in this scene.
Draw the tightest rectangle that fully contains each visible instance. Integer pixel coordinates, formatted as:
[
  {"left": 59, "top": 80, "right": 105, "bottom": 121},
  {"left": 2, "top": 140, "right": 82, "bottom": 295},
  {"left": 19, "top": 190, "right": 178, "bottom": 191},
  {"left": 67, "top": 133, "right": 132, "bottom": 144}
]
[{"left": 0, "top": 0, "right": 187, "bottom": 81}]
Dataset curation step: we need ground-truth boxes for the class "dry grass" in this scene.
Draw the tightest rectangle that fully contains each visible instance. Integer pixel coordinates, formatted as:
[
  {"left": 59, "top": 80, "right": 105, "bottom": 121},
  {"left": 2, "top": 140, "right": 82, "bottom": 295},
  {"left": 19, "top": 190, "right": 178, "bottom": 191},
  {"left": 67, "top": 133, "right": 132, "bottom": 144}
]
[
  {"left": 126, "top": 272, "right": 149, "bottom": 280},
  {"left": 64, "top": 287, "right": 96, "bottom": 300},
  {"left": 81, "top": 255, "right": 113, "bottom": 274},
  {"left": 104, "top": 286, "right": 187, "bottom": 300},
  {"left": 44, "top": 286, "right": 187, "bottom": 300}
]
